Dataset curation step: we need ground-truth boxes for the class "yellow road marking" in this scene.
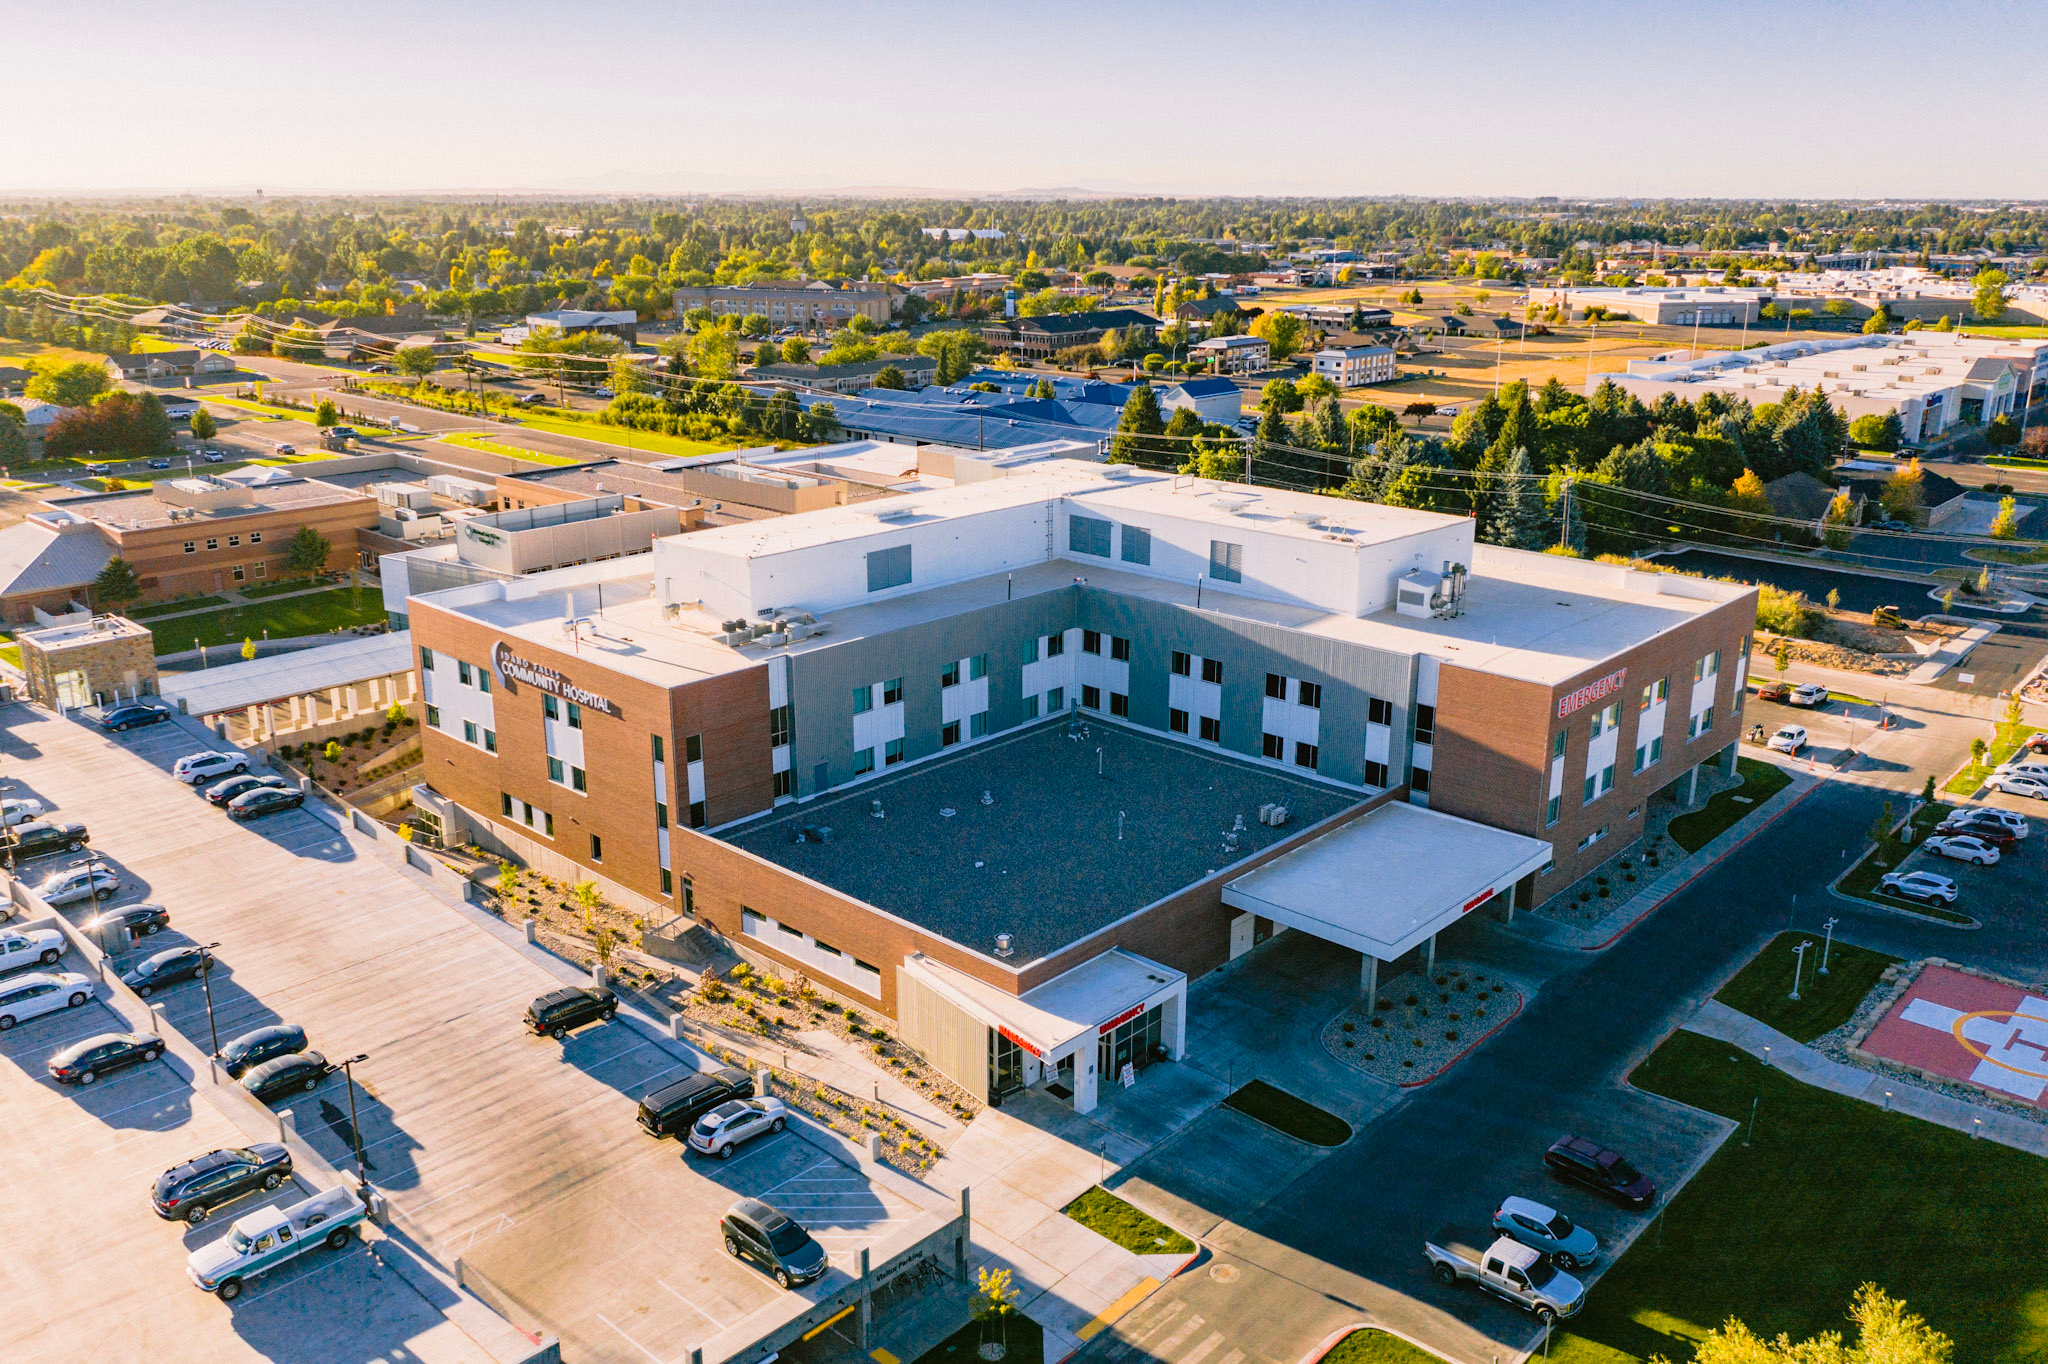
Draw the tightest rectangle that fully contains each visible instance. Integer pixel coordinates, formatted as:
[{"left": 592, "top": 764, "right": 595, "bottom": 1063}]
[{"left": 1075, "top": 1277, "right": 1160, "bottom": 1341}]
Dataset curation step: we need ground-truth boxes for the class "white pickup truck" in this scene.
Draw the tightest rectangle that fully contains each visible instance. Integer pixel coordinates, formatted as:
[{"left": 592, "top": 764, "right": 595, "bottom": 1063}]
[
  {"left": 1424, "top": 1226, "right": 1585, "bottom": 1323},
  {"left": 187, "top": 1185, "right": 365, "bottom": 1300}
]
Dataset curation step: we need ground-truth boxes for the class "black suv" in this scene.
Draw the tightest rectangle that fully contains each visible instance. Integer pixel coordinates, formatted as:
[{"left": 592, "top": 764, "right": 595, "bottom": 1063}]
[
  {"left": 721, "top": 1197, "right": 829, "bottom": 1289},
  {"left": 219, "top": 1023, "right": 307, "bottom": 1079},
  {"left": 1544, "top": 1134, "right": 1657, "bottom": 1209},
  {"left": 7, "top": 820, "right": 89, "bottom": 860},
  {"left": 100, "top": 703, "right": 169, "bottom": 732},
  {"left": 525, "top": 986, "right": 617, "bottom": 1039},
  {"left": 638, "top": 1066, "right": 753, "bottom": 1138},
  {"left": 153, "top": 1144, "right": 293, "bottom": 1224}
]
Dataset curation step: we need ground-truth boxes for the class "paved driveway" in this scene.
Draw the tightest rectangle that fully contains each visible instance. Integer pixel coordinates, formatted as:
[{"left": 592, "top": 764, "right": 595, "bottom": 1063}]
[{"left": 2, "top": 707, "right": 947, "bottom": 1364}]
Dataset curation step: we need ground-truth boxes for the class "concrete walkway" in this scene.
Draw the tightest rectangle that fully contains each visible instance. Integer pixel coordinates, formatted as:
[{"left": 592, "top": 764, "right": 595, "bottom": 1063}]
[
  {"left": 1902, "top": 622, "right": 2001, "bottom": 683},
  {"left": 1684, "top": 997, "right": 2048, "bottom": 1156},
  {"left": 1509, "top": 763, "right": 1822, "bottom": 951}
]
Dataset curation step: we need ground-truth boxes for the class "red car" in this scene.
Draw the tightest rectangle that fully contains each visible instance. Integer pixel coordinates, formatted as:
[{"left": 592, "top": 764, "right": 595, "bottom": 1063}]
[{"left": 1753, "top": 681, "right": 1793, "bottom": 703}]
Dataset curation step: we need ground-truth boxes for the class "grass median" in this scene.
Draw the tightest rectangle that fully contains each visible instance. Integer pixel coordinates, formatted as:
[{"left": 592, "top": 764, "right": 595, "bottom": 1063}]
[
  {"left": 1666, "top": 757, "right": 1793, "bottom": 853},
  {"left": 1321, "top": 1330, "right": 1444, "bottom": 1364},
  {"left": 1833, "top": 800, "right": 1971, "bottom": 924},
  {"left": 1945, "top": 721, "right": 2033, "bottom": 796},
  {"left": 1547, "top": 1030, "right": 2048, "bottom": 1364},
  {"left": 148, "top": 586, "right": 386, "bottom": 656},
  {"left": 1061, "top": 1186, "right": 1195, "bottom": 1254},
  {"left": 1713, "top": 931, "right": 1899, "bottom": 1042}
]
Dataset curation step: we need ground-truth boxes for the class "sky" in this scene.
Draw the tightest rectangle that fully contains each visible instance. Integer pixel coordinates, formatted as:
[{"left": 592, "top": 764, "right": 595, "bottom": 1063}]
[{"left": 6, "top": 0, "right": 2048, "bottom": 200}]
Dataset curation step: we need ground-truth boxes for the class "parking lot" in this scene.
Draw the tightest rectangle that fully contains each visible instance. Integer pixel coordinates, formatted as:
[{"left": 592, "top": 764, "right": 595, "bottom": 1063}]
[
  {"left": 0, "top": 934, "right": 500, "bottom": 1364},
  {"left": 1879, "top": 789, "right": 2048, "bottom": 931},
  {"left": 0, "top": 705, "right": 951, "bottom": 1364}
]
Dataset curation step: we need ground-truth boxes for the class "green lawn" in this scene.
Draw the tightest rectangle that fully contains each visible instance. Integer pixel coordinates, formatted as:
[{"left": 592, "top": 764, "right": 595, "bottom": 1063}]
[
  {"left": 437, "top": 431, "right": 587, "bottom": 467},
  {"left": 1946, "top": 721, "right": 2034, "bottom": 796},
  {"left": 0, "top": 630, "right": 17, "bottom": 669},
  {"left": 1666, "top": 758, "right": 1794, "bottom": 853},
  {"left": 1713, "top": 931, "right": 1900, "bottom": 1042},
  {"left": 235, "top": 574, "right": 343, "bottom": 600},
  {"left": 913, "top": 1313, "right": 1043, "bottom": 1364},
  {"left": 1548, "top": 1031, "right": 2048, "bottom": 1364},
  {"left": 1222, "top": 1080, "right": 1352, "bottom": 1146},
  {"left": 1971, "top": 543, "right": 2048, "bottom": 566},
  {"left": 129, "top": 594, "right": 230, "bottom": 619},
  {"left": 1986, "top": 455, "right": 2048, "bottom": 471},
  {"left": 1320, "top": 1330, "right": 1444, "bottom": 1364},
  {"left": 148, "top": 587, "right": 385, "bottom": 655},
  {"left": 509, "top": 412, "right": 755, "bottom": 460},
  {"left": 1062, "top": 1186, "right": 1195, "bottom": 1254}
]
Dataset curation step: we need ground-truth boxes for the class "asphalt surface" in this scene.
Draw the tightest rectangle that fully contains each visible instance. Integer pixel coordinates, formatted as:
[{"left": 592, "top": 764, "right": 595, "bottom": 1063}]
[{"left": 1078, "top": 765, "right": 2048, "bottom": 1364}]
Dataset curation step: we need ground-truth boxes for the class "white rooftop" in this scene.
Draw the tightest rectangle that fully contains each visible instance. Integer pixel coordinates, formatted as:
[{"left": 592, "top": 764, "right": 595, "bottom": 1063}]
[
  {"left": 160, "top": 631, "right": 417, "bottom": 716},
  {"left": 901, "top": 949, "right": 1183, "bottom": 1059},
  {"left": 1224, "top": 801, "right": 1552, "bottom": 962}
]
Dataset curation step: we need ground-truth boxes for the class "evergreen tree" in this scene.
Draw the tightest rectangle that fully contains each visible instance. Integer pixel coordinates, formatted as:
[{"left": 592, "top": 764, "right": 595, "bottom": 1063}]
[
  {"left": 1490, "top": 450, "right": 1549, "bottom": 550},
  {"left": 92, "top": 555, "right": 143, "bottom": 611},
  {"left": 1310, "top": 395, "right": 1348, "bottom": 454},
  {"left": 1108, "top": 384, "right": 1166, "bottom": 466}
]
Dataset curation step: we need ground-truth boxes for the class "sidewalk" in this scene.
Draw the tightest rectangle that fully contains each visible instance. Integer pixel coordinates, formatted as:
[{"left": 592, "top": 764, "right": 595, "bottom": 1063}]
[
  {"left": 1508, "top": 764, "right": 1822, "bottom": 951},
  {"left": 1684, "top": 998, "right": 2048, "bottom": 1156},
  {"left": 1902, "top": 622, "right": 2002, "bottom": 683}
]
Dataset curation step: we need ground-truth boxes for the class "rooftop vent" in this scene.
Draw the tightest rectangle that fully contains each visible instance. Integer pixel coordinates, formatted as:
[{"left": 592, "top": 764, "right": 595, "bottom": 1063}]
[
  {"left": 1288, "top": 510, "right": 1325, "bottom": 528},
  {"left": 1213, "top": 497, "right": 1254, "bottom": 514},
  {"left": 873, "top": 505, "right": 917, "bottom": 522},
  {"left": 994, "top": 932, "right": 1014, "bottom": 958}
]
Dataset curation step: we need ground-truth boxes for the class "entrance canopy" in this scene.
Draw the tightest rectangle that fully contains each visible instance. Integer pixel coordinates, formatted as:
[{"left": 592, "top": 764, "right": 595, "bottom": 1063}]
[
  {"left": 902, "top": 948, "right": 1184, "bottom": 1062},
  {"left": 1224, "top": 801, "right": 1551, "bottom": 963}
]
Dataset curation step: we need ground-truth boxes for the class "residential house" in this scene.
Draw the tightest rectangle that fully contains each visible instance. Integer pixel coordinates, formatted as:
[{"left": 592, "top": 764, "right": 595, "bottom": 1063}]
[
  {"left": 1309, "top": 345, "right": 1397, "bottom": 387},
  {"left": 106, "top": 350, "right": 238, "bottom": 383},
  {"left": 1158, "top": 376, "right": 1244, "bottom": 424}
]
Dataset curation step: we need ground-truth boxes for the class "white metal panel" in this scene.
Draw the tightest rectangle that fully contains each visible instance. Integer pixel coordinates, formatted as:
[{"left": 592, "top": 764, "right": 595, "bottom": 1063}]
[
  {"left": 771, "top": 744, "right": 791, "bottom": 774},
  {"left": 686, "top": 759, "right": 706, "bottom": 804},
  {"left": 1366, "top": 722, "right": 1392, "bottom": 765},
  {"left": 1416, "top": 655, "right": 1441, "bottom": 708}
]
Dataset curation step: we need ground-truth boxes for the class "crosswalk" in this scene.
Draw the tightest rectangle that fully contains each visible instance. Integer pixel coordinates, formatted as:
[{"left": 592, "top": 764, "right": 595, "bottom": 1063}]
[{"left": 1083, "top": 1299, "right": 1252, "bottom": 1364}]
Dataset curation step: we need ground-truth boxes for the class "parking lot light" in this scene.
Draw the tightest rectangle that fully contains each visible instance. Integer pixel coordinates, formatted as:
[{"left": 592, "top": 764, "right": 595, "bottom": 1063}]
[
  {"left": 198, "top": 942, "right": 223, "bottom": 1055},
  {"left": 1819, "top": 917, "right": 1838, "bottom": 975},
  {"left": 339, "top": 1053, "right": 371, "bottom": 1188},
  {"left": 1789, "top": 940, "right": 1811, "bottom": 1002}
]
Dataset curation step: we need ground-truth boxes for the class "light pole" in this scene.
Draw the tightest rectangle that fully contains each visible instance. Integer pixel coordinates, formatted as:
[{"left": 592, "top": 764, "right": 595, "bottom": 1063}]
[
  {"left": 197, "top": 941, "right": 223, "bottom": 1055},
  {"left": 339, "top": 1053, "right": 371, "bottom": 1188},
  {"left": 1819, "top": 917, "right": 1839, "bottom": 976},
  {"left": 1789, "top": 939, "right": 1812, "bottom": 1002}
]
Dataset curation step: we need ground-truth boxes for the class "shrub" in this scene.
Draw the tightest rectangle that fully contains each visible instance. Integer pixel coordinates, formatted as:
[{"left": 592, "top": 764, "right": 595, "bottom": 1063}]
[{"left": 1757, "top": 583, "right": 1825, "bottom": 638}]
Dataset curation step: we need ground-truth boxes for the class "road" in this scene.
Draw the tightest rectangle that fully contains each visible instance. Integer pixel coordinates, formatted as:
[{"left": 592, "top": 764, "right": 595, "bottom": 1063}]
[{"left": 1080, "top": 725, "right": 2048, "bottom": 1364}]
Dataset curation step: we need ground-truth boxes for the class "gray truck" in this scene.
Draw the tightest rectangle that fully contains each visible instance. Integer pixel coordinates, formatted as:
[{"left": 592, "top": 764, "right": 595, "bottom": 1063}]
[{"left": 1423, "top": 1226, "right": 1585, "bottom": 1324}]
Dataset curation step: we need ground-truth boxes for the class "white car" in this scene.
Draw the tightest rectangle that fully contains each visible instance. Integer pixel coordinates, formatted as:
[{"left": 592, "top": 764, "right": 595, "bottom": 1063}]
[
  {"left": 687, "top": 1096, "right": 789, "bottom": 1159},
  {"left": 1922, "top": 834, "right": 2000, "bottom": 866},
  {"left": 1880, "top": 870, "right": 1959, "bottom": 905},
  {"left": 1767, "top": 725, "right": 1807, "bottom": 754},
  {"left": 1988, "top": 772, "right": 2048, "bottom": 801},
  {"left": 0, "top": 971, "right": 95, "bottom": 1030},
  {"left": 0, "top": 927, "right": 63, "bottom": 974},
  {"left": 1789, "top": 683, "right": 1829, "bottom": 708},
  {"left": 0, "top": 797, "right": 47, "bottom": 828},
  {"left": 35, "top": 863, "right": 119, "bottom": 906},
  {"left": 173, "top": 751, "right": 248, "bottom": 785}
]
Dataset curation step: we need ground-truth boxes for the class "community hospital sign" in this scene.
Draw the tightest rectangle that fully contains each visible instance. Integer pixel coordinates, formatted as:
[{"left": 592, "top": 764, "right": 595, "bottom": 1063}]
[
  {"left": 492, "top": 642, "right": 623, "bottom": 719},
  {"left": 1557, "top": 668, "right": 1626, "bottom": 719}
]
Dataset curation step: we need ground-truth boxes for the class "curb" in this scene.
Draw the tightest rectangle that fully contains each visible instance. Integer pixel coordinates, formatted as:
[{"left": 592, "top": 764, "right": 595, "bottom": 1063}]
[
  {"left": 1582, "top": 772, "right": 1825, "bottom": 952},
  {"left": 1293, "top": 1322, "right": 1459, "bottom": 1364}
]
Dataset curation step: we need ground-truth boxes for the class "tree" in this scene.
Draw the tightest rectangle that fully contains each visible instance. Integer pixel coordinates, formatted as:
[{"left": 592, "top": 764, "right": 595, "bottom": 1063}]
[
  {"left": 800, "top": 401, "right": 841, "bottom": 443},
  {"left": 781, "top": 335, "right": 812, "bottom": 365},
  {"left": 1990, "top": 494, "right": 2021, "bottom": 539},
  {"left": 1862, "top": 302, "right": 1894, "bottom": 334},
  {"left": 0, "top": 409, "right": 25, "bottom": 464},
  {"left": 1108, "top": 385, "right": 1166, "bottom": 466},
  {"left": 188, "top": 407, "right": 216, "bottom": 441},
  {"left": 752, "top": 339, "right": 782, "bottom": 368},
  {"left": 1259, "top": 378, "right": 1302, "bottom": 414},
  {"left": 25, "top": 359, "right": 110, "bottom": 409},
  {"left": 871, "top": 365, "right": 907, "bottom": 391},
  {"left": 1848, "top": 412, "right": 1901, "bottom": 451},
  {"left": 43, "top": 391, "right": 174, "bottom": 460},
  {"left": 1488, "top": 450, "right": 1549, "bottom": 550},
  {"left": 241, "top": 637, "right": 258, "bottom": 661},
  {"left": 1249, "top": 310, "right": 1307, "bottom": 361},
  {"left": 392, "top": 345, "right": 439, "bottom": 383},
  {"left": 91, "top": 555, "right": 142, "bottom": 611},
  {"left": 1973, "top": 268, "right": 2010, "bottom": 321},
  {"left": 313, "top": 398, "right": 340, "bottom": 428},
  {"left": 1664, "top": 1284, "right": 1950, "bottom": 1364},
  {"left": 1821, "top": 491, "right": 1856, "bottom": 550},
  {"left": 1774, "top": 639, "right": 1790, "bottom": 674},
  {"left": 686, "top": 326, "right": 739, "bottom": 381},
  {"left": 1985, "top": 414, "right": 2021, "bottom": 448},
  {"left": 271, "top": 324, "right": 324, "bottom": 362},
  {"left": 1880, "top": 459, "right": 1926, "bottom": 526},
  {"left": 284, "top": 525, "right": 331, "bottom": 578}
]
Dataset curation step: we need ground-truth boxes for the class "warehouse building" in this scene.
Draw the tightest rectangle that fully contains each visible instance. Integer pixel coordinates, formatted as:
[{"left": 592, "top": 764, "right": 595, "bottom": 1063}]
[{"left": 403, "top": 462, "right": 1753, "bottom": 1112}]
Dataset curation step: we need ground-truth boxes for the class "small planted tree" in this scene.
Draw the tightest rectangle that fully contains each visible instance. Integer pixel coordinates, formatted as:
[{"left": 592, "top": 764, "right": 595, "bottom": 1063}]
[
  {"left": 313, "top": 398, "right": 339, "bottom": 428},
  {"left": 241, "top": 636, "right": 257, "bottom": 661},
  {"left": 91, "top": 555, "right": 143, "bottom": 612},
  {"left": 973, "top": 1266, "right": 1020, "bottom": 1358},
  {"left": 1774, "top": 639, "right": 1790, "bottom": 674},
  {"left": 188, "top": 408, "right": 216, "bottom": 441},
  {"left": 284, "top": 525, "right": 331, "bottom": 579},
  {"left": 497, "top": 860, "right": 520, "bottom": 898}
]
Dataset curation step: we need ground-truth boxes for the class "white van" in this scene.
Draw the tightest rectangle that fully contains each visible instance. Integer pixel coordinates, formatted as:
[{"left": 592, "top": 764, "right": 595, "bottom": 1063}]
[{"left": 0, "top": 972, "right": 95, "bottom": 1030}]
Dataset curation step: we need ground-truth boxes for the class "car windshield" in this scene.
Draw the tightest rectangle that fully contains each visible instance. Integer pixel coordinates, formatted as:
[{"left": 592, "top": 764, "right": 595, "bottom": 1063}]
[
  {"left": 1524, "top": 1258, "right": 1557, "bottom": 1289},
  {"left": 767, "top": 1223, "right": 814, "bottom": 1257},
  {"left": 695, "top": 1101, "right": 747, "bottom": 1133},
  {"left": 1607, "top": 1159, "right": 1642, "bottom": 1184},
  {"left": 1544, "top": 1211, "right": 1575, "bottom": 1238}
]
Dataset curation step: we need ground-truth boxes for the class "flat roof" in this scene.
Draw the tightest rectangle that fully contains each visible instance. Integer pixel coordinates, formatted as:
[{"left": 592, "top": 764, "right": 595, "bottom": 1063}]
[
  {"left": 46, "top": 479, "right": 368, "bottom": 532},
  {"left": 160, "top": 630, "right": 416, "bottom": 715},
  {"left": 1224, "top": 801, "right": 1552, "bottom": 962},
  {"left": 721, "top": 719, "right": 1363, "bottom": 964},
  {"left": 903, "top": 949, "right": 1184, "bottom": 1058}
]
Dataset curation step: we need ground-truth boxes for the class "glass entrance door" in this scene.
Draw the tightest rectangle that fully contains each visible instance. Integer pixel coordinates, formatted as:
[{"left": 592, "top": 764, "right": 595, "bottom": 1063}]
[{"left": 989, "top": 1029, "right": 1024, "bottom": 1099}]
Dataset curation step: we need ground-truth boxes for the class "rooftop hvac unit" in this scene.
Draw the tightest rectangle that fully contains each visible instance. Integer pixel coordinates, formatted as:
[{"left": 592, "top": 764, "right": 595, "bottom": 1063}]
[
  {"left": 1288, "top": 510, "right": 1324, "bottom": 527},
  {"left": 1213, "top": 497, "right": 1254, "bottom": 514},
  {"left": 873, "top": 505, "right": 917, "bottom": 522}
]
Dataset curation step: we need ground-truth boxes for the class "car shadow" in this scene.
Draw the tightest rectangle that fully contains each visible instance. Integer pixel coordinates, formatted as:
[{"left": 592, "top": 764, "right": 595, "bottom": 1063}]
[
  {"left": 0, "top": 1000, "right": 197, "bottom": 1132},
  {"left": 235, "top": 808, "right": 360, "bottom": 865}
]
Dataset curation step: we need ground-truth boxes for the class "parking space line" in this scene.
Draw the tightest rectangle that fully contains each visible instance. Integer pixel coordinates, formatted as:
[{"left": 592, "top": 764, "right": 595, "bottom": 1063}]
[
  {"left": 659, "top": 1277, "right": 733, "bottom": 1331},
  {"left": 595, "top": 1312, "right": 668, "bottom": 1364},
  {"left": 754, "top": 1157, "right": 834, "bottom": 1198},
  {"left": 406, "top": 1181, "right": 475, "bottom": 1213}
]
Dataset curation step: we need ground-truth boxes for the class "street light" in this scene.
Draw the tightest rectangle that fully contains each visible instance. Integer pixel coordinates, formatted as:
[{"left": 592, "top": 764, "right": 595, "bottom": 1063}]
[
  {"left": 1819, "top": 917, "right": 1839, "bottom": 976},
  {"left": 197, "top": 942, "right": 223, "bottom": 1056},
  {"left": 338, "top": 1053, "right": 371, "bottom": 1188},
  {"left": 1789, "top": 939, "right": 1812, "bottom": 1002}
]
